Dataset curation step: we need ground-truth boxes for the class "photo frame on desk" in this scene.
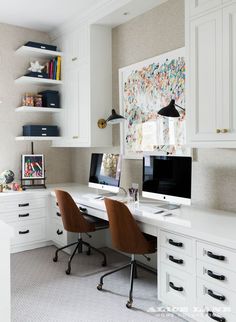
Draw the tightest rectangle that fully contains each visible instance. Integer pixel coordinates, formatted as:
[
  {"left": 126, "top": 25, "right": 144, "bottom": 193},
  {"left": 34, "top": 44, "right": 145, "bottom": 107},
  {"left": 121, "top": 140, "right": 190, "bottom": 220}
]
[{"left": 21, "top": 154, "right": 46, "bottom": 189}]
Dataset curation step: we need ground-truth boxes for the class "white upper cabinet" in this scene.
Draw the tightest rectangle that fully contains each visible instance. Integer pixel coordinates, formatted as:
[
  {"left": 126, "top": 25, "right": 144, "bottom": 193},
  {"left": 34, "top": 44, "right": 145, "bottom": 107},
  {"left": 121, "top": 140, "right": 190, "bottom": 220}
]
[
  {"left": 189, "top": 0, "right": 222, "bottom": 17},
  {"left": 52, "top": 24, "right": 112, "bottom": 147},
  {"left": 186, "top": 0, "right": 236, "bottom": 147}
]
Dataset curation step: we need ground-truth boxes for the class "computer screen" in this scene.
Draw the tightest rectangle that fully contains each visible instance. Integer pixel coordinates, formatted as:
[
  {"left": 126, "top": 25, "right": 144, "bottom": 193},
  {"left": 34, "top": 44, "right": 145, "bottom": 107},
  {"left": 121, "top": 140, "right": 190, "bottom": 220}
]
[
  {"left": 88, "top": 153, "right": 121, "bottom": 193},
  {"left": 142, "top": 155, "right": 192, "bottom": 206}
]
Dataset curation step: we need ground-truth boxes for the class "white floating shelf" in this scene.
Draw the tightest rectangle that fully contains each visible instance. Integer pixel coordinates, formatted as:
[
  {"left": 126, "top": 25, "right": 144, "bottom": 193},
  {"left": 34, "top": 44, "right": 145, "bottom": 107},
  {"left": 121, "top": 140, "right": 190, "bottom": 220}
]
[
  {"left": 15, "top": 46, "right": 63, "bottom": 59},
  {"left": 15, "top": 136, "right": 61, "bottom": 141},
  {"left": 15, "top": 76, "right": 62, "bottom": 86},
  {"left": 15, "top": 106, "right": 62, "bottom": 113}
]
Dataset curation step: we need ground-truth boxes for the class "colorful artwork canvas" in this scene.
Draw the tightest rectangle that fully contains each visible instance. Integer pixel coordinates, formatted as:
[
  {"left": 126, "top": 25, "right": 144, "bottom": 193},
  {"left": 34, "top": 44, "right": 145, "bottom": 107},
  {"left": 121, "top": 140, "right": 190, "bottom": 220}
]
[
  {"left": 119, "top": 47, "right": 187, "bottom": 159},
  {"left": 22, "top": 155, "right": 45, "bottom": 179}
]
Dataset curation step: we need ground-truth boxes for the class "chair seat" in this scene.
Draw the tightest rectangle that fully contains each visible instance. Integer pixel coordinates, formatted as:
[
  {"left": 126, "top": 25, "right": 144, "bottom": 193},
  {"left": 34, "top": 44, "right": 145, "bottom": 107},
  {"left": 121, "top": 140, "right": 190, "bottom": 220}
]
[{"left": 83, "top": 214, "right": 109, "bottom": 230}]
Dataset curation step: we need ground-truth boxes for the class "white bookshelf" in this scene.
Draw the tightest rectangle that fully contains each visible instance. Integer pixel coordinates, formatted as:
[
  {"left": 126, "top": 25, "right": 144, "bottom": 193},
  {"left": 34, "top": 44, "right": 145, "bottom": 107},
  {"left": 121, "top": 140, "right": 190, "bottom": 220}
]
[
  {"left": 15, "top": 46, "right": 63, "bottom": 59},
  {"left": 15, "top": 106, "right": 61, "bottom": 113},
  {"left": 15, "top": 136, "right": 61, "bottom": 141},
  {"left": 15, "top": 76, "right": 62, "bottom": 86}
]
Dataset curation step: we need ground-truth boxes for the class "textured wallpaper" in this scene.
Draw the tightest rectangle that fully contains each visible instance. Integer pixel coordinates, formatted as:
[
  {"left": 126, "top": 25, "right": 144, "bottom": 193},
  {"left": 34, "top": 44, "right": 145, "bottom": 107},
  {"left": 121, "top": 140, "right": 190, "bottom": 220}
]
[{"left": 0, "top": 23, "right": 72, "bottom": 183}]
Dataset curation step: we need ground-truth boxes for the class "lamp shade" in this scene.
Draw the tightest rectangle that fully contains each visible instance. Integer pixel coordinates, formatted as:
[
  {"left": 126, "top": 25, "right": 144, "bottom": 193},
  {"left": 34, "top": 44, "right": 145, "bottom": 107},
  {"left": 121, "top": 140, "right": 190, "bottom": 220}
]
[
  {"left": 158, "top": 99, "right": 180, "bottom": 118},
  {"left": 106, "top": 109, "right": 126, "bottom": 124}
]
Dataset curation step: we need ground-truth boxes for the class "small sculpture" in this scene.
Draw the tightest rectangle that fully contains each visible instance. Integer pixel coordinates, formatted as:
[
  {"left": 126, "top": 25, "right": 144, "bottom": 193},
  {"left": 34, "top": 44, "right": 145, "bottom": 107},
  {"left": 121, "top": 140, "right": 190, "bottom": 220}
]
[{"left": 28, "top": 61, "right": 44, "bottom": 73}]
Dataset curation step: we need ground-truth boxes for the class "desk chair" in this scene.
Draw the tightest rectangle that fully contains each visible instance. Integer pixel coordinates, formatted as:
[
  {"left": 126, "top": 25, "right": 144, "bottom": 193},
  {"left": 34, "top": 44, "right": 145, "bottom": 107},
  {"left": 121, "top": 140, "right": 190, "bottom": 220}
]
[
  {"left": 97, "top": 198, "right": 156, "bottom": 308},
  {"left": 53, "top": 190, "right": 108, "bottom": 275}
]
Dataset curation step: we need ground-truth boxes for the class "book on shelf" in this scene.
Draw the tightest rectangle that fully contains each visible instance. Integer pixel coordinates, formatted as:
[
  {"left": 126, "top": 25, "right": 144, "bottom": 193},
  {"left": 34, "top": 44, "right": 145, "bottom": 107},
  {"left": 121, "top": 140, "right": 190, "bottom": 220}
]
[{"left": 45, "top": 56, "right": 61, "bottom": 80}]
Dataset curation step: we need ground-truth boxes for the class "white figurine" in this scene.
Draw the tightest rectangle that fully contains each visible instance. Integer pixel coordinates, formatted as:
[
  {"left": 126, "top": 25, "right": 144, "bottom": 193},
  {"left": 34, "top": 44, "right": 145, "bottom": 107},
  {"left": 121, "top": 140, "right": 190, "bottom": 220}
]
[{"left": 28, "top": 61, "right": 44, "bottom": 73}]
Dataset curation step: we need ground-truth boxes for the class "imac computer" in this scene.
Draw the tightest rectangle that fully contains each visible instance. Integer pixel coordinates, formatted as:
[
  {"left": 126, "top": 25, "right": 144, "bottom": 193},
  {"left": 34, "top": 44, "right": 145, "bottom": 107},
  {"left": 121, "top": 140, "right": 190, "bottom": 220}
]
[
  {"left": 88, "top": 153, "right": 122, "bottom": 194},
  {"left": 142, "top": 155, "right": 192, "bottom": 208}
]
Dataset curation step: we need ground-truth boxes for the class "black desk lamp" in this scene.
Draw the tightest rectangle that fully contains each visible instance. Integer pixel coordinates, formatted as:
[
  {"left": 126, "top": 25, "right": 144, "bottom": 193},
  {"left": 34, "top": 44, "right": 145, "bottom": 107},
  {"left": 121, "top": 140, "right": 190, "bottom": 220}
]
[
  {"left": 97, "top": 109, "right": 126, "bottom": 128},
  {"left": 158, "top": 99, "right": 185, "bottom": 117}
]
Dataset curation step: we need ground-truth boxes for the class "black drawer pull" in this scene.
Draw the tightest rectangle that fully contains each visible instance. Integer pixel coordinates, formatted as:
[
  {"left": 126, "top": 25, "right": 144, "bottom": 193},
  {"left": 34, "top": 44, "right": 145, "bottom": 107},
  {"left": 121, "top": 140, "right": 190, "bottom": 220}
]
[
  {"left": 169, "top": 255, "right": 183, "bottom": 264},
  {"left": 56, "top": 212, "right": 61, "bottom": 217},
  {"left": 207, "top": 251, "right": 225, "bottom": 261},
  {"left": 169, "top": 282, "right": 183, "bottom": 292},
  {"left": 56, "top": 202, "right": 59, "bottom": 206},
  {"left": 207, "top": 270, "right": 225, "bottom": 281},
  {"left": 79, "top": 206, "right": 87, "bottom": 212},
  {"left": 18, "top": 203, "right": 29, "bottom": 207},
  {"left": 208, "top": 311, "right": 225, "bottom": 322},
  {"left": 208, "top": 289, "right": 225, "bottom": 302},
  {"left": 18, "top": 213, "right": 29, "bottom": 218},
  {"left": 19, "top": 230, "right": 30, "bottom": 234},
  {"left": 168, "top": 239, "right": 183, "bottom": 248},
  {"left": 57, "top": 229, "right": 63, "bottom": 235}
]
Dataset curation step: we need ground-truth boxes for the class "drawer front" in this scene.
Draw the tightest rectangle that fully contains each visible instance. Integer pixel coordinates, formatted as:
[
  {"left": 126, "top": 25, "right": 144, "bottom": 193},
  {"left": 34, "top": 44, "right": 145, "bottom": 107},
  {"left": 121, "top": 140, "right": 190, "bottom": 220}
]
[
  {"left": 12, "top": 219, "right": 47, "bottom": 245},
  {"left": 51, "top": 218, "right": 66, "bottom": 246},
  {"left": 197, "top": 278, "right": 236, "bottom": 315},
  {"left": 197, "top": 241, "right": 236, "bottom": 271},
  {"left": 199, "top": 304, "right": 235, "bottom": 322},
  {"left": 52, "top": 207, "right": 62, "bottom": 220},
  {"left": 160, "top": 230, "right": 193, "bottom": 256},
  {"left": 78, "top": 204, "right": 107, "bottom": 221},
  {"left": 160, "top": 246, "right": 194, "bottom": 274},
  {"left": 0, "top": 208, "right": 45, "bottom": 223},
  {"left": 160, "top": 263, "right": 194, "bottom": 308},
  {"left": 0, "top": 197, "right": 46, "bottom": 213},
  {"left": 197, "top": 260, "right": 236, "bottom": 292}
]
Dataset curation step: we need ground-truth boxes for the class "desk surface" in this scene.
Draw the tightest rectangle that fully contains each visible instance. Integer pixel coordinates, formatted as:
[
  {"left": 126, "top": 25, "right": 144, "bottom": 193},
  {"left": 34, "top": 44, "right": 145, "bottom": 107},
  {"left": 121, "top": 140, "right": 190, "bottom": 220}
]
[{"left": 1, "top": 182, "right": 236, "bottom": 249}]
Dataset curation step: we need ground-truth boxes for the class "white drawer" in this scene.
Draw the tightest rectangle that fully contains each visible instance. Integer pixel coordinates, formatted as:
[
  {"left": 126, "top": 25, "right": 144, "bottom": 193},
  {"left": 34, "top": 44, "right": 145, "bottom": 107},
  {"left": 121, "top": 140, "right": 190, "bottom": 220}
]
[
  {"left": 0, "top": 208, "right": 45, "bottom": 223},
  {"left": 0, "top": 197, "right": 46, "bottom": 213},
  {"left": 197, "top": 278, "right": 236, "bottom": 315},
  {"left": 78, "top": 204, "right": 107, "bottom": 221},
  {"left": 52, "top": 207, "right": 62, "bottom": 220},
  {"left": 159, "top": 263, "right": 194, "bottom": 309},
  {"left": 197, "top": 260, "right": 236, "bottom": 292},
  {"left": 160, "top": 230, "right": 193, "bottom": 256},
  {"left": 199, "top": 304, "right": 235, "bottom": 322},
  {"left": 197, "top": 241, "right": 236, "bottom": 271},
  {"left": 51, "top": 218, "right": 67, "bottom": 246},
  {"left": 160, "top": 246, "right": 194, "bottom": 274},
  {"left": 11, "top": 218, "right": 47, "bottom": 245}
]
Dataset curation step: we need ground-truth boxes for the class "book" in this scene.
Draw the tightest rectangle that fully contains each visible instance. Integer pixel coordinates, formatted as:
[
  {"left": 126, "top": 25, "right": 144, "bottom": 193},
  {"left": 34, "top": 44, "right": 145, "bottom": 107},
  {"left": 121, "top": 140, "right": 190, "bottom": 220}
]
[{"left": 56, "top": 56, "right": 61, "bottom": 80}]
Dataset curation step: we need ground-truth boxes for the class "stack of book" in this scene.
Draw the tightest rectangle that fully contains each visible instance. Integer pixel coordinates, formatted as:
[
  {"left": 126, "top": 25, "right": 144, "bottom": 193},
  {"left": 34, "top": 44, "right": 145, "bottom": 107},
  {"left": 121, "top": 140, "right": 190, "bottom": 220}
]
[{"left": 45, "top": 56, "right": 61, "bottom": 80}]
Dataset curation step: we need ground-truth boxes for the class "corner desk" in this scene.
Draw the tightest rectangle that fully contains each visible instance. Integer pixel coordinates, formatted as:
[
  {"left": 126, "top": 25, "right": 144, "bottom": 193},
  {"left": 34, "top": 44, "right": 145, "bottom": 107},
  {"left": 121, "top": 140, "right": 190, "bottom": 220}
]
[{"left": 2, "top": 182, "right": 236, "bottom": 322}]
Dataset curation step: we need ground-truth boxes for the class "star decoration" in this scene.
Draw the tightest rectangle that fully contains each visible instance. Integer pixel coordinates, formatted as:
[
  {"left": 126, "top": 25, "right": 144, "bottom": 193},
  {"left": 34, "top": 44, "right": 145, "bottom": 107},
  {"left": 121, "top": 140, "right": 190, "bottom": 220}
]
[{"left": 28, "top": 61, "right": 44, "bottom": 73}]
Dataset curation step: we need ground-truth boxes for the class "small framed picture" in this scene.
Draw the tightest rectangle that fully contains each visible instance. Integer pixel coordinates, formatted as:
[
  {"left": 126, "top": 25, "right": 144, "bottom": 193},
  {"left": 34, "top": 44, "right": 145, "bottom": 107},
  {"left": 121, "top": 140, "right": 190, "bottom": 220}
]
[{"left": 22, "top": 154, "right": 45, "bottom": 179}]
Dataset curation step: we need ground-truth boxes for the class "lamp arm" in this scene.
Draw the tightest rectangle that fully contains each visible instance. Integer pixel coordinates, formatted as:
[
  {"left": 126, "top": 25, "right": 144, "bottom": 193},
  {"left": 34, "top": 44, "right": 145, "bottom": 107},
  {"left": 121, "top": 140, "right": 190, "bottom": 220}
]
[{"left": 175, "top": 103, "right": 185, "bottom": 111}]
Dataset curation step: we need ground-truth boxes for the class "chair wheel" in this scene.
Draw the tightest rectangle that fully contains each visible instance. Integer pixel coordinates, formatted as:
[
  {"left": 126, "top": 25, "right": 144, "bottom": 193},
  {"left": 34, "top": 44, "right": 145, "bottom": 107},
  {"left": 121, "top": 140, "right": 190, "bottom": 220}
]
[
  {"left": 53, "top": 256, "right": 58, "bottom": 262},
  {"left": 102, "top": 260, "right": 107, "bottom": 267},
  {"left": 97, "top": 283, "right": 103, "bottom": 291},
  {"left": 65, "top": 268, "right": 71, "bottom": 275},
  {"left": 126, "top": 300, "right": 133, "bottom": 309}
]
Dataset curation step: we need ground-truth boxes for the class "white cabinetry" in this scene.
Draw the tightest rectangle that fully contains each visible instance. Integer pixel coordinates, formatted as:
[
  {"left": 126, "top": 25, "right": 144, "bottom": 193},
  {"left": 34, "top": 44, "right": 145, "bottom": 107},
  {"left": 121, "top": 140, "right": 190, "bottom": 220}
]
[
  {"left": 52, "top": 24, "right": 112, "bottom": 147},
  {"left": 189, "top": 0, "right": 221, "bottom": 16},
  {"left": 186, "top": 0, "right": 236, "bottom": 147}
]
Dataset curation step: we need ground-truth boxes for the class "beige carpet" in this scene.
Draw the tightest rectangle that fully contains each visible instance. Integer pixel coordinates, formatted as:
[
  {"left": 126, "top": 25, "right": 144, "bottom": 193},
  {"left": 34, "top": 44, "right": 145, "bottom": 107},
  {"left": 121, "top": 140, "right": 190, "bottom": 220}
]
[{"left": 11, "top": 246, "right": 186, "bottom": 322}]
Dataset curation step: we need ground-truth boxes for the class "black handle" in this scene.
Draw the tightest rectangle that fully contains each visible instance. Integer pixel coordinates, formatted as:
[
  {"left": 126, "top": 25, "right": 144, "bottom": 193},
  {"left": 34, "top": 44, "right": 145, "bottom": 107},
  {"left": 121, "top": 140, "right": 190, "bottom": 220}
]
[
  {"left": 207, "top": 251, "right": 225, "bottom": 261},
  {"left": 57, "top": 229, "right": 63, "bottom": 235},
  {"left": 79, "top": 206, "right": 87, "bottom": 212},
  {"left": 18, "top": 213, "right": 29, "bottom": 218},
  {"left": 168, "top": 239, "right": 183, "bottom": 248},
  {"left": 207, "top": 270, "right": 225, "bottom": 281},
  {"left": 56, "top": 202, "right": 59, "bottom": 206},
  {"left": 19, "top": 230, "right": 30, "bottom": 234},
  {"left": 18, "top": 203, "right": 29, "bottom": 207},
  {"left": 208, "top": 311, "right": 225, "bottom": 322},
  {"left": 56, "top": 212, "right": 61, "bottom": 217},
  {"left": 208, "top": 289, "right": 225, "bottom": 302},
  {"left": 169, "top": 282, "right": 183, "bottom": 292},
  {"left": 169, "top": 255, "right": 183, "bottom": 265}
]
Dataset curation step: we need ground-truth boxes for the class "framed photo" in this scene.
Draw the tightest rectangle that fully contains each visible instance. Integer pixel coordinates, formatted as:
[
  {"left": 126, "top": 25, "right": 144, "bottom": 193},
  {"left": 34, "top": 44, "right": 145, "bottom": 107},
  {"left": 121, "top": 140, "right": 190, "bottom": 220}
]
[
  {"left": 21, "top": 154, "right": 45, "bottom": 179},
  {"left": 119, "top": 47, "right": 188, "bottom": 159}
]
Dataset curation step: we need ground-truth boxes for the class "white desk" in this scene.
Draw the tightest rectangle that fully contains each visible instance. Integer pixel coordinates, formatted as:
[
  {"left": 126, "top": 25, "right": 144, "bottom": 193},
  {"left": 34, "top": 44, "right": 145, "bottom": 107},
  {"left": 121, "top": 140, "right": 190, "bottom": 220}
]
[{"left": 2, "top": 183, "right": 236, "bottom": 322}]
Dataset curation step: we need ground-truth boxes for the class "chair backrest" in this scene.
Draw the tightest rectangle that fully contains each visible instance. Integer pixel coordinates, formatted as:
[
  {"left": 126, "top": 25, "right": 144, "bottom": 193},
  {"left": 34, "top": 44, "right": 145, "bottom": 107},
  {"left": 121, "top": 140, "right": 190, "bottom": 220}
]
[
  {"left": 104, "top": 198, "right": 152, "bottom": 254},
  {"left": 55, "top": 190, "right": 94, "bottom": 233}
]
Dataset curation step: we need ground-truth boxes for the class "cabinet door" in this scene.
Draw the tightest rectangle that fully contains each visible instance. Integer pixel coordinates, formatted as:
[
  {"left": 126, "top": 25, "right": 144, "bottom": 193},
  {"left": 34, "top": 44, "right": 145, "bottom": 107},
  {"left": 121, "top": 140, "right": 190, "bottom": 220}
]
[
  {"left": 222, "top": 3, "right": 236, "bottom": 140},
  {"left": 188, "top": 11, "right": 223, "bottom": 142},
  {"left": 189, "top": 0, "right": 222, "bottom": 17}
]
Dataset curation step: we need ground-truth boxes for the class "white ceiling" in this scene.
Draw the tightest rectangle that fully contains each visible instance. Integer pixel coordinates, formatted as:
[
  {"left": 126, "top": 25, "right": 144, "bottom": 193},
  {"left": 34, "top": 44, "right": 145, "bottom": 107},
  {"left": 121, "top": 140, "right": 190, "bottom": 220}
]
[{"left": 0, "top": 0, "right": 107, "bottom": 32}]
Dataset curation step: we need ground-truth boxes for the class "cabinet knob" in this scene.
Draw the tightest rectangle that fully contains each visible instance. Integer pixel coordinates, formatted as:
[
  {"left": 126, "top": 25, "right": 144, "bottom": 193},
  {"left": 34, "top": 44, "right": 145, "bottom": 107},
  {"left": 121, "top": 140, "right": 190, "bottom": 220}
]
[
  {"left": 221, "top": 129, "right": 228, "bottom": 133},
  {"left": 72, "top": 136, "right": 79, "bottom": 139},
  {"left": 216, "top": 129, "right": 221, "bottom": 133}
]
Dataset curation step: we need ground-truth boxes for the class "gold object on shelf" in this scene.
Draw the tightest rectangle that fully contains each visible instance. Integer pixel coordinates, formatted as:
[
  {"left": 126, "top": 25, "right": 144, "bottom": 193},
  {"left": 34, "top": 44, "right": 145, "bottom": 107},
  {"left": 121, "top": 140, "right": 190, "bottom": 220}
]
[
  {"left": 97, "top": 119, "right": 107, "bottom": 129},
  {"left": 221, "top": 129, "right": 228, "bottom": 133}
]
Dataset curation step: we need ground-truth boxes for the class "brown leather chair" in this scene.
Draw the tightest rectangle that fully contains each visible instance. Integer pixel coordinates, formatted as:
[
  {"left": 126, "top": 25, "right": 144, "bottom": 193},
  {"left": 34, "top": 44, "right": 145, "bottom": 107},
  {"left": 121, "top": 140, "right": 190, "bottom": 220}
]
[
  {"left": 97, "top": 198, "right": 156, "bottom": 308},
  {"left": 53, "top": 190, "right": 109, "bottom": 275}
]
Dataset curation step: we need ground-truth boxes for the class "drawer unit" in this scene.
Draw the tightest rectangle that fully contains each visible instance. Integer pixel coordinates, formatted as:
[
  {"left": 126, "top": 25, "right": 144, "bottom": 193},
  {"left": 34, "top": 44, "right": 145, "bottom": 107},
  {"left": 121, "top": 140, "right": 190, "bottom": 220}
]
[
  {"left": 160, "top": 246, "right": 194, "bottom": 274},
  {"left": 0, "top": 208, "right": 45, "bottom": 223},
  {"left": 197, "top": 278, "right": 236, "bottom": 315},
  {"left": 159, "top": 263, "right": 194, "bottom": 309},
  {"left": 0, "top": 197, "right": 46, "bottom": 213},
  {"left": 12, "top": 218, "right": 47, "bottom": 245},
  {"left": 197, "top": 241, "right": 236, "bottom": 270},
  {"left": 160, "top": 230, "right": 193, "bottom": 256},
  {"left": 51, "top": 218, "right": 67, "bottom": 246},
  {"left": 197, "top": 260, "right": 236, "bottom": 292}
]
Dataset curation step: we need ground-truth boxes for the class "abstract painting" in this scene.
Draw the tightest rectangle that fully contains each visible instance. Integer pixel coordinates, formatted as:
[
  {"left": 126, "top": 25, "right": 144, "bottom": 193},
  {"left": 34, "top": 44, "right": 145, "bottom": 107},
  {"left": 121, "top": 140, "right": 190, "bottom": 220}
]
[
  {"left": 119, "top": 47, "right": 187, "bottom": 159},
  {"left": 22, "top": 154, "right": 45, "bottom": 179}
]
